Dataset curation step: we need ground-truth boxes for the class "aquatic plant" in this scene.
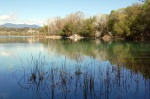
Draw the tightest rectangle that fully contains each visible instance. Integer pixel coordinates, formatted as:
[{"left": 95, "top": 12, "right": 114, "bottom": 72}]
[{"left": 17, "top": 53, "right": 150, "bottom": 99}]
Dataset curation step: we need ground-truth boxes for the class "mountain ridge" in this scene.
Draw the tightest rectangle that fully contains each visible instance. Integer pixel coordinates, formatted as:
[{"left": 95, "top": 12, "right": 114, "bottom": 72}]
[{"left": 0, "top": 23, "right": 41, "bottom": 28}]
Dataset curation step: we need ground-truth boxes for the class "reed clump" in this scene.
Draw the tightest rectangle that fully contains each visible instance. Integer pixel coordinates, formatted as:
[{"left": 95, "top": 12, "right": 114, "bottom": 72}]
[{"left": 17, "top": 54, "right": 150, "bottom": 99}]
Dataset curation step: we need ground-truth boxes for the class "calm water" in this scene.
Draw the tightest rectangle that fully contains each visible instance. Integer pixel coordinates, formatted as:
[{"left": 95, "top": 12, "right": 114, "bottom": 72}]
[{"left": 0, "top": 37, "right": 150, "bottom": 99}]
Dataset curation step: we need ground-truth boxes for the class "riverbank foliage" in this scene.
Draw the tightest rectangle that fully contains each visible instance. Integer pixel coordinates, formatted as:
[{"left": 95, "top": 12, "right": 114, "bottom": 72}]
[
  {"left": 0, "top": 1, "right": 149, "bottom": 41},
  {"left": 40, "top": 0, "right": 150, "bottom": 41},
  {"left": 0, "top": 27, "right": 40, "bottom": 36}
]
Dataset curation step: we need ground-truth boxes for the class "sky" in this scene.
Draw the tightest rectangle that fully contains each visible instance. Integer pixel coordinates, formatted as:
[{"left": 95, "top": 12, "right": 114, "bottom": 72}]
[{"left": 0, "top": 0, "right": 141, "bottom": 26}]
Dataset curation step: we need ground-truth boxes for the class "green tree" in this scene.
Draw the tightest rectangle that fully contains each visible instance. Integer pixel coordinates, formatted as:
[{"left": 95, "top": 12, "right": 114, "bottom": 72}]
[
  {"left": 40, "top": 25, "right": 48, "bottom": 34},
  {"left": 79, "top": 17, "right": 96, "bottom": 37},
  {"left": 108, "top": 8, "right": 129, "bottom": 37},
  {"left": 108, "top": 4, "right": 141, "bottom": 38},
  {"left": 130, "top": 0, "right": 150, "bottom": 40},
  {"left": 62, "top": 23, "right": 73, "bottom": 37}
]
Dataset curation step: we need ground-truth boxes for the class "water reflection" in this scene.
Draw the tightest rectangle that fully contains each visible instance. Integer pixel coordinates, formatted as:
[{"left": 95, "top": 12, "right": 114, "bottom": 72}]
[
  {"left": 17, "top": 56, "right": 150, "bottom": 99},
  {"left": 0, "top": 36, "right": 39, "bottom": 43},
  {"left": 43, "top": 39, "right": 150, "bottom": 78},
  {"left": 0, "top": 37, "right": 150, "bottom": 99}
]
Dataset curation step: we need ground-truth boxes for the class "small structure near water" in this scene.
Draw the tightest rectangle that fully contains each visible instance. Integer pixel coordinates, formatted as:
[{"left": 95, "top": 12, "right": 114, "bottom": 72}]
[{"left": 68, "top": 34, "right": 84, "bottom": 41}]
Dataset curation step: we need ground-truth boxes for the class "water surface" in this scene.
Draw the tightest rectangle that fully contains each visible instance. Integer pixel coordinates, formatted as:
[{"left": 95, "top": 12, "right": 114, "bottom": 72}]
[{"left": 0, "top": 37, "right": 150, "bottom": 99}]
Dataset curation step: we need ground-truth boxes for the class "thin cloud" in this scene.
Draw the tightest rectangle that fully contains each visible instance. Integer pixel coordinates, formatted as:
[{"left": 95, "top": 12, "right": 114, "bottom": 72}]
[
  {"left": 0, "top": 14, "right": 46, "bottom": 26},
  {"left": 19, "top": 19, "right": 47, "bottom": 26},
  {"left": 0, "top": 13, "right": 17, "bottom": 21}
]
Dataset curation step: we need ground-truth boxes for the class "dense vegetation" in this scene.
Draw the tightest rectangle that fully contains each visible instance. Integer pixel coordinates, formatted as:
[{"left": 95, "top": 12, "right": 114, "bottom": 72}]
[
  {"left": 0, "top": 27, "right": 40, "bottom": 35},
  {"left": 0, "top": 0, "right": 149, "bottom": 41},
  {"left": 40, "top": 0, "right": 150, "bottom": 41}
]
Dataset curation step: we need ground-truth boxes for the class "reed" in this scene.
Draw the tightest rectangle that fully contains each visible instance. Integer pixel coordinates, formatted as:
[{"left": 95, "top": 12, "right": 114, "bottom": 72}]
[{"left": 17, "top": 54, "right": 150, "bottom": 99}]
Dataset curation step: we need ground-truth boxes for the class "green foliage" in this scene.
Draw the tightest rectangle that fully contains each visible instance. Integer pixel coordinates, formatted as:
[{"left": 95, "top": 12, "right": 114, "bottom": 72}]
[
  {"left": 40, "top": 25, "right": 48, "bottom": 34},
  {"left": 129, "top": 0, "right": 150, "bottom": 40},
  {"left": 62, "top": 23, "right": 73, "bottom": 37},
  {"left": 114, "top": 21, "right": 130, "bottom": 36},
  {"left": 57, "top": 30, "right": 65, "bottom": 36},
  {"left": 42, "top": 1, "right": 149, "bottom": 40},
  {"left": 108, "top": 3, "right": 145, "bottom": 40},
  {"left": 0, "top": 1, "right": 149, "bottom": 41},
  {"left": 120, "top": 2, "right": 149, "bottom": 41},
  {"left": 0, "top": 27, "right": 40, "bottom": 35},
  {"left": 79, "top": 17, "right": 96, "bottom": 37}
]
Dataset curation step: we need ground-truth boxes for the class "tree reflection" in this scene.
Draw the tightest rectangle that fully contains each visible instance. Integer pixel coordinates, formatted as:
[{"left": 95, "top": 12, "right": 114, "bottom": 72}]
[
  {"left": 0, "top": 36, "right": 39, "bottom": 43},
  {"left": 42, "top": 39, "right": 150, "bottom": 79}
]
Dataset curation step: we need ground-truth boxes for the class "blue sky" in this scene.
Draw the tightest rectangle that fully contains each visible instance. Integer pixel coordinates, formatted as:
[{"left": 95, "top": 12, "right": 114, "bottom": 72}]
[{"left": 0, "top": 0, "right": 141, "bottom": 26}]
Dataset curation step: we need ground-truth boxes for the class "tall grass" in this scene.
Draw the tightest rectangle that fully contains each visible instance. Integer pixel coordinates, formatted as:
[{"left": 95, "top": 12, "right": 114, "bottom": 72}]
[{"left": 18, "top": 54, "right": 150, "bottom": 99}]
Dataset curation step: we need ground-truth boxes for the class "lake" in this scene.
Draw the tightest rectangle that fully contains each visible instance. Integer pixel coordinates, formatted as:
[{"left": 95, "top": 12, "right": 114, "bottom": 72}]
[{"left": 0, "top": 36, "right": 150, "bottom": 99}]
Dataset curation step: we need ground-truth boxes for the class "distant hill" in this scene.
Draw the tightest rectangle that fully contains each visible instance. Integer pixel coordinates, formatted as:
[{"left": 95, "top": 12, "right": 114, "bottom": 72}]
[{"left": 0, "top": 23, "right": 41, "bottom": 28}]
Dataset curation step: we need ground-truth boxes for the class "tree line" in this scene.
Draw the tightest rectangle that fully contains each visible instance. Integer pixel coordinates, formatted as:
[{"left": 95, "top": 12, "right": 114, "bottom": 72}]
[
  {"left": 0, "top": 27, "right": 40, "bottom": 35},
  {"left": 41, "top": 0, "right": 150, "bottom": 41}
]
